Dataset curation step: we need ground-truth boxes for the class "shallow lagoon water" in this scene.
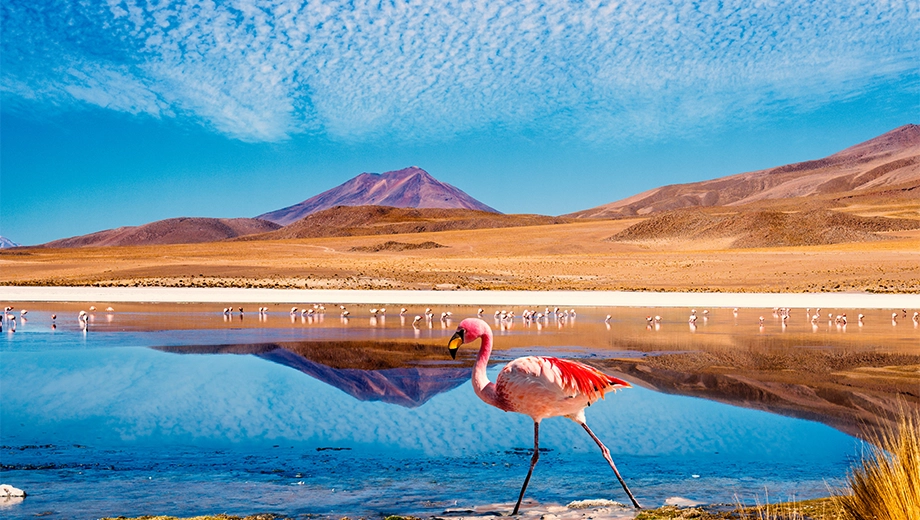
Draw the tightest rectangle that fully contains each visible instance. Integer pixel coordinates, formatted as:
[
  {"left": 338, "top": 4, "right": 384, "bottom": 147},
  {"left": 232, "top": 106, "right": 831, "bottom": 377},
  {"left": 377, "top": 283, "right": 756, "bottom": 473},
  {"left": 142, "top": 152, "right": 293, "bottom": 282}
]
[{"left": 0, "top": 306, "right": 893, "bottom": 518}]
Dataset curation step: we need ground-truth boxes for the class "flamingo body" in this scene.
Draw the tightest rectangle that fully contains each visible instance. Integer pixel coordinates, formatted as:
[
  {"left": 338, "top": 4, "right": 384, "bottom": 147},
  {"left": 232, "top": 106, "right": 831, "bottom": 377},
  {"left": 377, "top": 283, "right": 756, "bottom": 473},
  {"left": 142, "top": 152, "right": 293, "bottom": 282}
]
[{"left": 493, "top": 356, "right": 621, "bottom": 422}]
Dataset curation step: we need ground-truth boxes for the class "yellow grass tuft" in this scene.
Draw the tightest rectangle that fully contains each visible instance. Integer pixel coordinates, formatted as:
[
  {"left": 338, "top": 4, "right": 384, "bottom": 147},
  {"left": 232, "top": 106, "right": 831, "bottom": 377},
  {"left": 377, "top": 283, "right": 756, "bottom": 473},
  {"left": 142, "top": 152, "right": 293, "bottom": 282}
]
[{"left": 836, "top": 407, "right": 920, "bottom": 520}]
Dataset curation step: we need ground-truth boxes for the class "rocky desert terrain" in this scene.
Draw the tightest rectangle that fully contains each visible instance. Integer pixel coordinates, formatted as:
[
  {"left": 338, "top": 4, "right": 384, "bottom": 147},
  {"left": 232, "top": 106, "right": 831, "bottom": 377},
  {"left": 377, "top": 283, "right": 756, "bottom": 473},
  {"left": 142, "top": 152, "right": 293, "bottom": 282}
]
[{"left": 3, "top": 217, "right": 919, "bottom": 292}]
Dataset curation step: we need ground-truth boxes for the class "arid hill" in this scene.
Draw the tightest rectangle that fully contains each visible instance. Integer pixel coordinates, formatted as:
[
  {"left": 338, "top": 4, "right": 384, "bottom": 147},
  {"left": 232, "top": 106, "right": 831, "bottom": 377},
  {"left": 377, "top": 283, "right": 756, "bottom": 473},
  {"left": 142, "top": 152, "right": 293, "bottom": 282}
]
[
  {"left": 241, "top": 205, "right": 567, "bottom": 241},
  {"left": 258, "top": 166, "right": 498, "bottom": 225},
  {"left": 570, "top": 124, "right": 920, "bottom": 219},
  {"left": 609, "top": 209, "right": 920, "bottom": 249},
  {"left": 40, "top": 217, "right": 281, "bottom": 248}
]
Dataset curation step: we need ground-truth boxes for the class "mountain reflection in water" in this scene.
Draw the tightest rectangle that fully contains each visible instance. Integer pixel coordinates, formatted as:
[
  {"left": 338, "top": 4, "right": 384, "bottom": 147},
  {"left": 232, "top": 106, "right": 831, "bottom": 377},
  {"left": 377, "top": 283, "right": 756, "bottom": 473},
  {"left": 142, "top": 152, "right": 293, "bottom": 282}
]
[{"left": 155, "top": 340, "right": 470, "bottom": 408}]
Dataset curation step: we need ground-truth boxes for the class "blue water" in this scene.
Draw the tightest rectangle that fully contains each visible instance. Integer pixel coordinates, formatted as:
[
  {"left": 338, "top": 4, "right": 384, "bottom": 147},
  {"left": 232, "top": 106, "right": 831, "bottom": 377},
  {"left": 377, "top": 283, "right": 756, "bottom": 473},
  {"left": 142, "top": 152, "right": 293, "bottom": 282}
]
[{"left": 0, "top": 311, "right": 861, "bottom": 518}]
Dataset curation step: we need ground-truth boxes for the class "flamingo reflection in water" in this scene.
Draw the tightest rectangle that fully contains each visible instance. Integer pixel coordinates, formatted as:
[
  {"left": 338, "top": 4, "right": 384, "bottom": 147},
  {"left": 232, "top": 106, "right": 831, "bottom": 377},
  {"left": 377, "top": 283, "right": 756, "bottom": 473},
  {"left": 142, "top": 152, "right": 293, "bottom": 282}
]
[{"left": 447, "top": 318, "right": 641, "bottom": 514}]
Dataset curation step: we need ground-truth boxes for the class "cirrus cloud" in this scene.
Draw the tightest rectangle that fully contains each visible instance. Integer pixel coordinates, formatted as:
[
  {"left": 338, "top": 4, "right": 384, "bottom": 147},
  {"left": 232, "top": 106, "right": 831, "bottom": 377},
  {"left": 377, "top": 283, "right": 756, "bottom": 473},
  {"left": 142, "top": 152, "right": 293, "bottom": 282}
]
[{"left": 1, "top": 0, "right": 916, "bottom": 142}]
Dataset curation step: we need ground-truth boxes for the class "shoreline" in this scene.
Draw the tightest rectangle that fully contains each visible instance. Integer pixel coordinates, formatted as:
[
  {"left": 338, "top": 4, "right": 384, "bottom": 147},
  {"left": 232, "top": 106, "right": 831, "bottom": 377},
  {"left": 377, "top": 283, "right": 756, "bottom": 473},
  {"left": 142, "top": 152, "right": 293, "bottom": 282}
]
[{"left": 1, "top": 285, "right": 916, "bottom": 308}]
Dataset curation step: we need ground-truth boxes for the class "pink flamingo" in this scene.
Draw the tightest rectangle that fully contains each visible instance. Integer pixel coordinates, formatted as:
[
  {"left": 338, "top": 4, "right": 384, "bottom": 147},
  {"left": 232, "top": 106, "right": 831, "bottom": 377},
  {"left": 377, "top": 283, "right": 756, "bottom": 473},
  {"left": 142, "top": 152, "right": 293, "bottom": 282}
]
[{"left": 448, "top": 318, "right": 640, "bottom": 513}]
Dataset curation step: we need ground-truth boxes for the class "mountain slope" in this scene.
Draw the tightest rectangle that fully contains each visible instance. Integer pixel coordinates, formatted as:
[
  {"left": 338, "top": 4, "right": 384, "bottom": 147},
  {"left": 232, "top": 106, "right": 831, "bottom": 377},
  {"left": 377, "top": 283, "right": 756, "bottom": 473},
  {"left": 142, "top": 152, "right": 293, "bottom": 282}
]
[
  {"left": 241, "top": 205, "right": 566, "bottom": 241},
  {"left": 257, "top": 166, "right": 499, "bottom": 225},
  {"left": 0, "top": 236, "right": 20, "bottom": 249},
  {"left": 570, "top": 124, "right": 920, "bottom": 219},
  {"left": 41, "top": 217, "right": 281, "bottom": 248},
  {"left": 607, "top": 208, "right": 920, "bottom": 249}
]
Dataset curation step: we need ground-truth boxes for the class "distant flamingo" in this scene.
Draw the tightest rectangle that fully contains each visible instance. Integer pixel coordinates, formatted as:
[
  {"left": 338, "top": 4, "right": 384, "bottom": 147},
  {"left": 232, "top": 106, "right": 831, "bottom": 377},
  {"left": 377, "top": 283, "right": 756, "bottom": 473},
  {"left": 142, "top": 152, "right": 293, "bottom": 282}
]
[{"left": 447, "top": 318, "right": 640, "bottom": 513}]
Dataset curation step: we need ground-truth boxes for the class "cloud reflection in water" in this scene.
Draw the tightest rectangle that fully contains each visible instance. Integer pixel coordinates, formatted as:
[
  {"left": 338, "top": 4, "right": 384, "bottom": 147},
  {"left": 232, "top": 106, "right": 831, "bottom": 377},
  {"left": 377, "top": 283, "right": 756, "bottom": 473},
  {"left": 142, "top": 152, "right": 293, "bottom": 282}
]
[{"left": 2, "top": 346, "right": 855, "bottom": 465}]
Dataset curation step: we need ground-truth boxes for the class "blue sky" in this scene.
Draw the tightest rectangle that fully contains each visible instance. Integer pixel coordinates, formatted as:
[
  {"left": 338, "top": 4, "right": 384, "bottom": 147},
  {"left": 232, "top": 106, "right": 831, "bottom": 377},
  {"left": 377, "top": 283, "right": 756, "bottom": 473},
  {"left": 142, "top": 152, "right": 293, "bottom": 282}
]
[{"left": 1, "top": 0, "right": 917, "bottom": 245}]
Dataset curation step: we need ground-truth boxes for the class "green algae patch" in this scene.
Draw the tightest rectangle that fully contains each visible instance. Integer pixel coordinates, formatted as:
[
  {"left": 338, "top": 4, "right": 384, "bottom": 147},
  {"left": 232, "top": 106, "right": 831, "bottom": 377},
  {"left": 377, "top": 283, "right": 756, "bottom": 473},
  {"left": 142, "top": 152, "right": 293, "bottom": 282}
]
[{"left": 636, "top": 497, "right": 844, "bottom": 520}]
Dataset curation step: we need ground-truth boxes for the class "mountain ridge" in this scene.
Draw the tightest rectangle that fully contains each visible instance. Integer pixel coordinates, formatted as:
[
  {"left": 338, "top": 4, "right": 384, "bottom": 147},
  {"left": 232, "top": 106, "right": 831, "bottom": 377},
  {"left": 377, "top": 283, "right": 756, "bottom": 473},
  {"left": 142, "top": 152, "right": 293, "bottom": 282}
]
[
  {"left": 39, "top": 217, "right": 280, "bottom": 248},
  {"left": 568, "top": 124, "right": 920, "bottom": 219},
  {"left": 0, "top": 236, "right": 20, "bottom": 249},
  {"left": 239, "top": 205, "right": 567, "bottom": 241},
  {"left": 258, "top": 166, "right": 499, "bottom": 225}
]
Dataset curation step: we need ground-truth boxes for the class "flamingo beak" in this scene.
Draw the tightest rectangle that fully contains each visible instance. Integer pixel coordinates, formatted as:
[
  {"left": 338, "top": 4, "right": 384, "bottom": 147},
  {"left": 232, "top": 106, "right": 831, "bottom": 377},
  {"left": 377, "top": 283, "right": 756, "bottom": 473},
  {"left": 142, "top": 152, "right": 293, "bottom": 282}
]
[{"left": 448, "top": 329, "right": 464, "bottom": 359}]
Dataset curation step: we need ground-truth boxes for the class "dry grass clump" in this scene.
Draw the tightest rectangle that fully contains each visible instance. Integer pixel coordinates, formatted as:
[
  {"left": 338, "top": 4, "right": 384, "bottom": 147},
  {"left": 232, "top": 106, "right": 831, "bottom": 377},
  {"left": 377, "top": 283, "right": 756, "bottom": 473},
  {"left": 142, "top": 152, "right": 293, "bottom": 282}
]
[
  {"left": 837, "top": 408, "right": 920, "bottom": 520},
  {"left": 737, "top": 410, "right": 920, "bottom": 520},
  {"left": 743, "top": 498, "right": 846, "bottom": 520}
]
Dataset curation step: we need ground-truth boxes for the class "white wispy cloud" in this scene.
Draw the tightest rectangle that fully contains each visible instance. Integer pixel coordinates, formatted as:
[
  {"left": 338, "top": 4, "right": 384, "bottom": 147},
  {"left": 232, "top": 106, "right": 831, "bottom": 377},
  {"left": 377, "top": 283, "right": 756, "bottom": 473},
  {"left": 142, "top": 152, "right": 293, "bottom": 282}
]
[{"left": 1, "top": 0, "right": 916, "bottom": 142}]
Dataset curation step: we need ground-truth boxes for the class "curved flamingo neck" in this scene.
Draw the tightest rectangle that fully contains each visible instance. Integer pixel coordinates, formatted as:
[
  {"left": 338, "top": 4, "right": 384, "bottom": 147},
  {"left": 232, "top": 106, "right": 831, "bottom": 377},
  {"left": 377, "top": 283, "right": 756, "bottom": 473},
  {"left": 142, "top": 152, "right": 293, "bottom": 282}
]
[{"left": 472, "top": 326, "right": 503, "bottom": 409}]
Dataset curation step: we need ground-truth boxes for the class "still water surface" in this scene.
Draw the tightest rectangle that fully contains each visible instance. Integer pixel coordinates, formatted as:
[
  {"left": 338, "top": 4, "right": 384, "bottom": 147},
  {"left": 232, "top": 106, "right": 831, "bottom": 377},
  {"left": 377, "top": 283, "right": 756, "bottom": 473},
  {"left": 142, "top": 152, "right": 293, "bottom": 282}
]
[{"left": 3, "top": 304, "right": 908, "bottom": 518}]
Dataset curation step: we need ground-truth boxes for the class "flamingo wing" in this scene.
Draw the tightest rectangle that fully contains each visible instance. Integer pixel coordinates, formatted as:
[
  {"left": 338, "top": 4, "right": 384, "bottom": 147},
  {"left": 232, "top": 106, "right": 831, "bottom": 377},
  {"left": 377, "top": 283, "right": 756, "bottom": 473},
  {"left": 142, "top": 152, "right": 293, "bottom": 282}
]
[
  {"left": 542, "top": 357, "right": 630, "bottom": 400},
  {"left": 495, "top": 356, "right": 630, "bottom": 420}
]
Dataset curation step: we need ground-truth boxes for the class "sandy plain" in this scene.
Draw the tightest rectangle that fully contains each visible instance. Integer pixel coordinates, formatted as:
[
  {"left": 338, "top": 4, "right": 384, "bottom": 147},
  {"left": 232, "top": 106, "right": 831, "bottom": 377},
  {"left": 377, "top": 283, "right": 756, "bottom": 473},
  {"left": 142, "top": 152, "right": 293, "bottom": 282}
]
[{"left": 2, "top": 219, "right": 920, "bottom": 294}]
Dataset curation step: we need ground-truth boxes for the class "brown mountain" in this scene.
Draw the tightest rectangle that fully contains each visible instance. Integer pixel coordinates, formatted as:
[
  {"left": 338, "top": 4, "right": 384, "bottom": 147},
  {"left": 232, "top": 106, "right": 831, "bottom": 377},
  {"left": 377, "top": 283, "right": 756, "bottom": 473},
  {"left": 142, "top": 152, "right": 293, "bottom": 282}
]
[
  {"left": 608, "top": 208, "right": 920, "bottom": 249},
  {"left": 569, "top": 124, "right": 920, "bottom": 219},
  {"left": 257, "top": 166, "right": 499, "bottom": 225},
  {"left": 41, "top": 217, "right": 280, "bottom": 248},
  {"left": 240, "top": 205, "right": 567, "bottom": 241}
]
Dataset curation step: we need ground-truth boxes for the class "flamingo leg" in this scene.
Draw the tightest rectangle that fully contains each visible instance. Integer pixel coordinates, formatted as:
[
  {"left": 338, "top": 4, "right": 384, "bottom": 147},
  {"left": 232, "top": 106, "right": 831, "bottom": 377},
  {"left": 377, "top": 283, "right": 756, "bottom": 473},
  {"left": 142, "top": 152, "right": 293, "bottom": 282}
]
[
  {"left": 512, "top": 421, "right": 540, "bottom": 515},
  {"left": 581, "top": 422, "right": 641, "bottom": 509}
]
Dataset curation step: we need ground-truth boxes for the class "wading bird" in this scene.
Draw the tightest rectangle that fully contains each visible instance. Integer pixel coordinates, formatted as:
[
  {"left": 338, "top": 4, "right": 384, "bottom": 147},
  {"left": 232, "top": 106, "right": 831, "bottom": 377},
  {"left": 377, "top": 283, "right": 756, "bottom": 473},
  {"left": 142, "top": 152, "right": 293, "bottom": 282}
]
[{"left": 447, "top": 318, "right": 640, "bottom": 514}]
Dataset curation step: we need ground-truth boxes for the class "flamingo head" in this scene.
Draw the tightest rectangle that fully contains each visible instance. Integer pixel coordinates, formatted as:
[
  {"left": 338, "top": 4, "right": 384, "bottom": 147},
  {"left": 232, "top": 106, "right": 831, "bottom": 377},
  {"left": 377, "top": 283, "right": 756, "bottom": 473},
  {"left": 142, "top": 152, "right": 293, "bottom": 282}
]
[{"left": 448, "top": 318, "right": 490, "bottom": 359}]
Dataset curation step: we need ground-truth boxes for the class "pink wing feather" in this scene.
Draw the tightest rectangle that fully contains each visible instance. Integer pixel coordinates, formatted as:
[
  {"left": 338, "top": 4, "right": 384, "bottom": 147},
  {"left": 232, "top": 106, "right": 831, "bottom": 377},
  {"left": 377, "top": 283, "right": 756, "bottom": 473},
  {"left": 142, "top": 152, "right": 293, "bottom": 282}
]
[{"left": 542, "top": 357, "right": 630, "bottom": 400}]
